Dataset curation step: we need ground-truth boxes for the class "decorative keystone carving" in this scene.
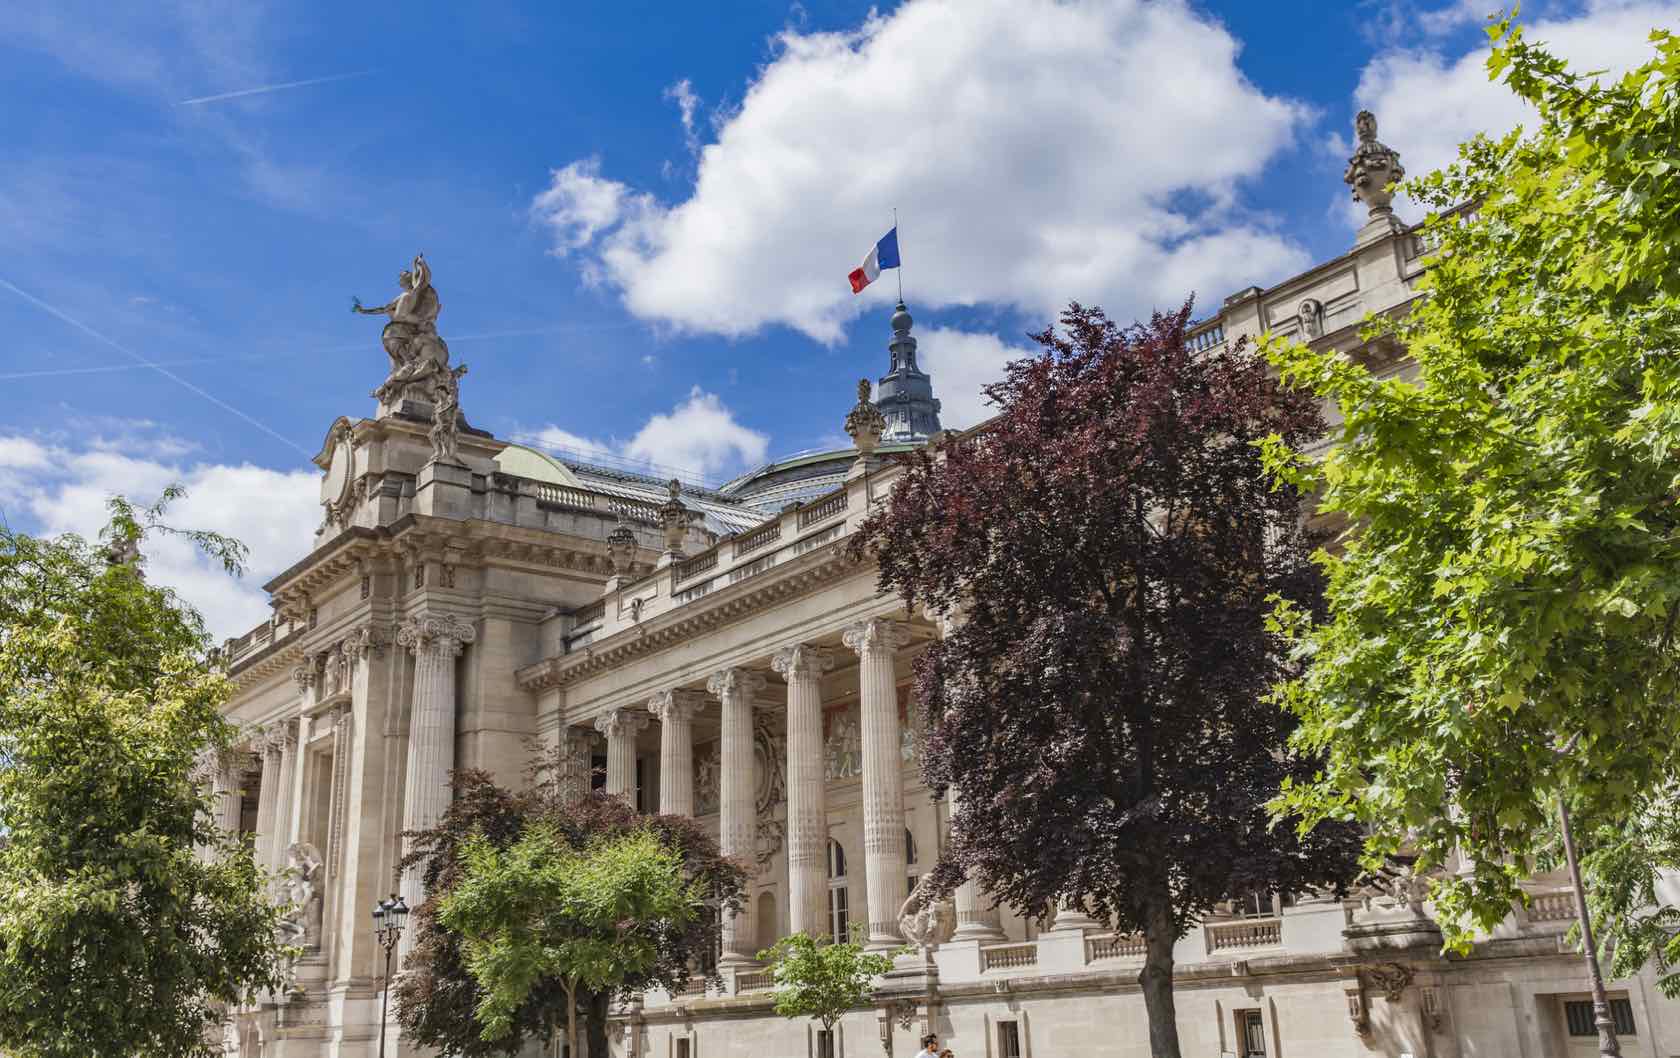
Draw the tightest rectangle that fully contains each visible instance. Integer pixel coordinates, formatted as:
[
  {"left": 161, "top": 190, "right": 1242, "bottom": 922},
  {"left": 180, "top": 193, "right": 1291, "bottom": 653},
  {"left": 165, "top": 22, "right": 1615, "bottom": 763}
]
[
  {"left": 396, "top": 612, "right": 476, "bottom": 658},
  {"left": 648, "top": 688, "right": 707, "bottom": 723},
  {"left": 844, "top": 377, "right": 887, "bottom": 455},
  {"left": 1364, "top": 961, "right": 1414, "bottom": 1003},
  {"left": 1299, "top": 297, "right": 1324, "bottom": 340},
  {"left": 1344, "top": 110, "right": 1406, "bottom": 220},
  {"left": 841, "top": 617, "right": 914, "bottom": 658},
  {"left": 594, "top": 707, "right": 651, "bottom": 742},
  {"left": 706, "top": 668, "right": 767, "bottom": 700},
  {"left": 771, "top": 644, "right": 835, "bottom": 683}
]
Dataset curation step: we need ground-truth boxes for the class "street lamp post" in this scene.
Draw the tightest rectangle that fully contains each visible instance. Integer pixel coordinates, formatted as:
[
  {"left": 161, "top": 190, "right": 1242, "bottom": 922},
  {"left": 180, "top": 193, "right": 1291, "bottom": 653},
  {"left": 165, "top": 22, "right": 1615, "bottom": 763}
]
[
  {"left": 1557, "top": 800, "right": 1622, "bottom": 1058},
  {"left": 372, "top": 893, "right": 409, "bottom": 1058}
]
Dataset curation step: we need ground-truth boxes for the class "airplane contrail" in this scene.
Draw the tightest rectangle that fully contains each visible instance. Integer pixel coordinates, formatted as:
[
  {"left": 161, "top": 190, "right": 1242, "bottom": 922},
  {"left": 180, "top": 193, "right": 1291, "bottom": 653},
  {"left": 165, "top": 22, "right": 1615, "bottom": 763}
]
[
  {"left": 0, "top": 277, "right": 313, "bottom": 458},
  {"left": 178, "top": 70, "right": 375, "bottom": 106}
]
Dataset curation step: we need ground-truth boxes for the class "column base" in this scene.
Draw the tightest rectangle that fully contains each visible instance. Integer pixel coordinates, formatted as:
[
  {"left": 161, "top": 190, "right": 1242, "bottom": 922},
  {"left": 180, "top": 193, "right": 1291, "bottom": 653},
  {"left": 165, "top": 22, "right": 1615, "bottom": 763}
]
[{"left": 950, "top": 918, "right": 1006, "bottom": 943}]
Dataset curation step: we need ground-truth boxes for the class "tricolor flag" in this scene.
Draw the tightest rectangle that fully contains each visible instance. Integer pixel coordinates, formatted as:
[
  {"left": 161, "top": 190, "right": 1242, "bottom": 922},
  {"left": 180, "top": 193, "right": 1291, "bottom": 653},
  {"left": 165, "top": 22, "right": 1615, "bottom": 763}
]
[{"left": 848, "top": 227, "right": 900, "bottom": 294}]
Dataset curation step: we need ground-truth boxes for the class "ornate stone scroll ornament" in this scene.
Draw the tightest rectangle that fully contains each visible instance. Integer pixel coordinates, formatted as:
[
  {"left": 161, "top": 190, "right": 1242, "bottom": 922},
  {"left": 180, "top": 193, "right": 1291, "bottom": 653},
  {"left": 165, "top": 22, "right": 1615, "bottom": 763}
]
[
  {"left": 1344, "top": 110, "right": 1406, "bottom": 220},
  {"left": 845, "top": 377, "right": 887, "bottom": 454},
  {"left": 353, "top": 253, "right": 461, "bottom": 406},
  {"left": 1363, "top": 961, "right": 1414, "bottom": 1003},
  {"left": 398, "top": 611, "right": 477, "bottom": 658},
  {"left": 346, "top": 622, "right": 389, "bottom": 660},
  {"left": 897, "top": 873, "right": 956, "bottom": 956},
  {"left": 1298, "top": 297, "right": 1324, "bottom": 340}
]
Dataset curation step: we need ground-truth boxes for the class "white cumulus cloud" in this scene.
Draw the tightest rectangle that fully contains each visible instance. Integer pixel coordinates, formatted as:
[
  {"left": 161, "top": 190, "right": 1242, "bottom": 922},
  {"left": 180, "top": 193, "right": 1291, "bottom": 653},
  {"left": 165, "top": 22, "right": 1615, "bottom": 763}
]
[
  {"left": 917, "top": 326, "right": 1037, "bottom": 429},
  {"left": 2, "top": 425, "right": 319, "bottom": 641},
  {"left": 1352, "top": 0, "right": 1680, "bottom": 219},
  {"left": 531, "top": 0, "right": 1314, "bottom": 343},
  {"left": 534, "top": 386, "right": 769, "bottom": 483}
]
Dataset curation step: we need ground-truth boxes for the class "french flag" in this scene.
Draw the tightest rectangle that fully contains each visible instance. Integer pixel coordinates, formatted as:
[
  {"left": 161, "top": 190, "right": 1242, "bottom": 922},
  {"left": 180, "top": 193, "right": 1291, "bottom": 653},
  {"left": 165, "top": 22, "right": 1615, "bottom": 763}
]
[{"left": 848, "top": 227, "right": 900, "bottom": 294}]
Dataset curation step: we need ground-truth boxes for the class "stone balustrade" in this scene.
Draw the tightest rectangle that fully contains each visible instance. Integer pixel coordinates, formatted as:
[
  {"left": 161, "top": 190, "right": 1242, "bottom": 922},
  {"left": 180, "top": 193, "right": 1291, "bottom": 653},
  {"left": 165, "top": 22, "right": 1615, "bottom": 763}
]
[
  {"left": 981, "top": 942, "right": 1039, "bottom": 973},
  {"left": 1087, "top": 932, "right": 1146, "bottom": 962},
  {"left": 1204, "top": 916, "right": 1282, "bottom": 955},
  {"left": 1527, "top": 889, "right": 1576, "bottom": 924},
  {"left": 735, "top": 970, "right": 774, "bottom": 993}
]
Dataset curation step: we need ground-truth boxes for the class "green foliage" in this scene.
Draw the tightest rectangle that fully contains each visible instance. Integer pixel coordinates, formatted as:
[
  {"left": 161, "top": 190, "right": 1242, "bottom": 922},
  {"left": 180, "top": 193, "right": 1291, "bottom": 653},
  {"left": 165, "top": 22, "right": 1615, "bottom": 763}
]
[
  {"left": 1261, "top": 18, "right": 1680, "bottom": 975},
  {"left": 757, "top": 931, "right": 899, "bottom": 1032},
  {"left": 441, "top": 825, "right": 699, "bottom": 1043},
  {"left": 0, "top": 496, "right": 284, "bottom": 1058}
]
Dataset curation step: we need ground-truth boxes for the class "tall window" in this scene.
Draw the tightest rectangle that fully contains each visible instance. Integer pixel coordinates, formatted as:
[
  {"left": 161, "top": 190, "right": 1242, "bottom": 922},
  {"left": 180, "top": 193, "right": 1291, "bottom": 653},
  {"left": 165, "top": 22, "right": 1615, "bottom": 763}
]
[
  {"left": 1229, "top": 890, "right": 1294, "bottom": 918},
  {"left": 905, "top": 826, "right": 919, "bottom": 898},
  {"left": 1238, "top": 1010, "right": 1267, "bottom": 1058},
  {"left": 827, "top": 839, "right": 850, "bottom": 943},
  {"left": 998, "top": 1020, "right": 1022, "bottom": 1058},
  {"left": 816, "top": 1028, "right": 836, "bottom": 1058}
]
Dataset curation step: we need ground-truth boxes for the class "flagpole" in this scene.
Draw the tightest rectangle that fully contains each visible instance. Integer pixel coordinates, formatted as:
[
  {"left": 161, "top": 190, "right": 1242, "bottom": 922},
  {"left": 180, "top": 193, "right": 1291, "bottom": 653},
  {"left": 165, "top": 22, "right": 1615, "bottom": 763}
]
[{"left": 894, "top": 207, "right": 903, "bottom": 304}]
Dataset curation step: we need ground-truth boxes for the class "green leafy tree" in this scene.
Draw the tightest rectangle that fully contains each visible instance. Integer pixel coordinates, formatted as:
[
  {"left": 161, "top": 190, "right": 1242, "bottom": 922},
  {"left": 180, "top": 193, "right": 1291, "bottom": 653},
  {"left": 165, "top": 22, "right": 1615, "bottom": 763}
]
[
  {"left": 1261, "top": 19, "right": 1680, "bottom": 986},
  {"left": 394, "top": 761, "right": 748, "bottom": 1058},
  {"left": 442, "top": 825, "right": 698, "bottom": 1058},
  {"left": 0, "top": 494, "right": 285, "bottom": 1058},
  {"left": 757, "top": 931, "right": 898, "bottom": 1035}
]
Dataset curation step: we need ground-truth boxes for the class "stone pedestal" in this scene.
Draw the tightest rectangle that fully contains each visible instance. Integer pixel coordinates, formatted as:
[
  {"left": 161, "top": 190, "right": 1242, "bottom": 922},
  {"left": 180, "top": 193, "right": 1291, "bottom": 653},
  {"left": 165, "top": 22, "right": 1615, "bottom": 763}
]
[
  {"left": 773, "top": 644, "right": 835, "bottom": 938},
  {"left": 708, "top": 668, "right": 766, "bottom": 966},
  {"left": 413, "top": 459, "right": 475, "bottom": 520},
  {"left": 844, "top": 618, "right": 913, "bottom": 949},
  {"left": 395, "top": 612, "right": 475, "bottom": 963}
]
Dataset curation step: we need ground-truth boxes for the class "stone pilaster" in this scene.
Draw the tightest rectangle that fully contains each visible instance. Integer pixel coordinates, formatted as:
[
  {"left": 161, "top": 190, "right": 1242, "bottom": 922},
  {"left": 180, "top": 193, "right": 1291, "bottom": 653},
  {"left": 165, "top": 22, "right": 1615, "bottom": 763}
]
[
  {"left": 843, "top": 618, "right": 915, "bottom": 949},
  {"left": 395, "top": 611, "right": 476, "bottom": 962},
  {"left": 268, "top": 720, "right": 300, "bottom": 875},
  {"left": 772, "top": 644, "right": 836, "bottom": 939},
  {"left": 595, "top": 707, "right": 651, "bottom": 803},
  {"left": 648, "top": 690, "right": 706, "bottom": 817},
  {"left": 253, "top": 733, "right": 282, "bottom": 875},
  {"left": 707, "top": 667, "right": 767, "bottom": 966}
]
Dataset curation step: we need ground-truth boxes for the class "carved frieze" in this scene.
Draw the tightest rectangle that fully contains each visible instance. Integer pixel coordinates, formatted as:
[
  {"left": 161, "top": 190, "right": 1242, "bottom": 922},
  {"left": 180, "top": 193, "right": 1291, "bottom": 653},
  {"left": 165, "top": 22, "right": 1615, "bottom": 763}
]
[{"left": 824, "top": 708, "right": 862, "bottom": 782}]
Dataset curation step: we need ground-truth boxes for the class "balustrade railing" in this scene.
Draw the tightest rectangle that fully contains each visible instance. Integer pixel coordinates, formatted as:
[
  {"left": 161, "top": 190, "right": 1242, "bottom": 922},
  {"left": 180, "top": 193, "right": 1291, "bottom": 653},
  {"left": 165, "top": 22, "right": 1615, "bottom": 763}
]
[
  {"left": 730, "top": 554, "right": 776, "bottom": 584},
  {"left": 980, "top": 942, "right": 1038, "bottom": 972},
  {"left": 1528, "top": 889, "right": 1576, "bottom": 923},
  {"left": 673, "top": 549, "right": 718, "bottom": 584},
  {"left": 1187, "top": 320, "right": 1226, "bottom": 354},
  {"left": 532, "top": 481, "right": 598, "bottom": 512},
  {"left": 1086, "top": 932, "right": 1146, "bottom": 962},
  {"left": 733, "top": 520, "right": 782, "bottom": 557},
  {"left": 735, "top": 970, "right": 774, "bottom": 993},
  {"left": 1204, "top": 917, "right": 1281, "bottom": 954},
  {"left": 797, "top": 489, "right": 848, "bottom": 530}
]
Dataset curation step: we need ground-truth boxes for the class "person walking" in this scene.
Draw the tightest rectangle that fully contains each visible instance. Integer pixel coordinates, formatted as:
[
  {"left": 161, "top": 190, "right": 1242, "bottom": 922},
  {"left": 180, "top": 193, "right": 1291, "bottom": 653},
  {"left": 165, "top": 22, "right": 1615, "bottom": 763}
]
[{"left": 915, "top": 1034, "right": 940, "bottom": 1058}]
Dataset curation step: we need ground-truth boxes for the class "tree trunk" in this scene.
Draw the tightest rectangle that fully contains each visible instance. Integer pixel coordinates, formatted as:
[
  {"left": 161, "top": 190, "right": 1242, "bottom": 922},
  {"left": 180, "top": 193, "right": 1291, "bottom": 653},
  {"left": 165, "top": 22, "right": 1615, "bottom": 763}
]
[
  {"left": 1137, "top": 887, "right": 1182, "bottom": 1058},
  {"left": 584, "top": 990, "right": 610, "bottom": 1058},
  {"left": 563, "top": 979, "right": 578, "bottom": 1058}
]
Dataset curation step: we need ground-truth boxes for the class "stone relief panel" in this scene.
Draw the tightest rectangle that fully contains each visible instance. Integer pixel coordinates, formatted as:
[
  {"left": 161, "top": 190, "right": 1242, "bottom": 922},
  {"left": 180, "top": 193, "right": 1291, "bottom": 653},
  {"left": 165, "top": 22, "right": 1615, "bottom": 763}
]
[
  {"left": 692, "top": 714, "right": 786, "bottom": 820},
  {"left": 824, "top": 706, "right": 861, "bottom": 781}
]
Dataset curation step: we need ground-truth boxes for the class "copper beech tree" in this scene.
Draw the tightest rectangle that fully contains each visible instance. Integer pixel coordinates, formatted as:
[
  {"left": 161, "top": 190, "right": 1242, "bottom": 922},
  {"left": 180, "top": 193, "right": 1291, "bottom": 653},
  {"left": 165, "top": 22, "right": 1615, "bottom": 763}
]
[{"left": 854, "top": 303, "right": 1362, "bottom": 1058}]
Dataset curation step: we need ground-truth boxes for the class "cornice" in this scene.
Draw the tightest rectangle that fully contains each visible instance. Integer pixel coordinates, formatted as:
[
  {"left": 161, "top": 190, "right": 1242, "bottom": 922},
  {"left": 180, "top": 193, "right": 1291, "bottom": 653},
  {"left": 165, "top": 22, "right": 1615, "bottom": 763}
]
[{"left": 516, "top": 542, "right": 868, "bottom": 693}]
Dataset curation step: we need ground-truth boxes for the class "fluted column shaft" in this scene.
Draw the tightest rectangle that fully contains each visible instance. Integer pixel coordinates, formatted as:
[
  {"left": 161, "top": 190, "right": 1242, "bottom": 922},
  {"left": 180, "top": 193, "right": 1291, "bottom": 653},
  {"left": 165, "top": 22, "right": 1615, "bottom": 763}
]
[
  {"left": 253, "top": 742, "right": 281, "bottom": 873},
  {"left": 211, "top": 757, "right": 245, "bottom": 837},
  {"left": 649, "top": 690, "right": 705, "bottom": 817},
  {"left": 708, "top": 668, "right": 766, "bottom": 966},
  {"left": 845, "top": 618, "right": 914, "bottom": 949},
  {"left": 774, "top": 644, "right": 835, "bottom": 939},
  {"left": 595, "top": 707, "right": 651, "bottom": 803},
  {"left": 396, "top": 612, "right": 475, "bottom": 962}
]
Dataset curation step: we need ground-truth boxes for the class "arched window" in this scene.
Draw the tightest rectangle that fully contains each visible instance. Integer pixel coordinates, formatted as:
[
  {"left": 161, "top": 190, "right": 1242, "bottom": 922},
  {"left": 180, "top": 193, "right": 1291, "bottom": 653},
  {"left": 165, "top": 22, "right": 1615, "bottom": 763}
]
[{"left": 827, "top": 838, "right": 850, "bottom": 942}]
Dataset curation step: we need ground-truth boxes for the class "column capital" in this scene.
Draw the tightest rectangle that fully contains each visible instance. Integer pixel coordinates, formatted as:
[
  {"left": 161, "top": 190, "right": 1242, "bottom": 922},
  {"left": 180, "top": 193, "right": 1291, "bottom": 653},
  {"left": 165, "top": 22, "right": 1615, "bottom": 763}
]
[
  {"left": 595, "top": 706, "right": 652, "bottom": 741},
  {"left": 291, "top": 662, "right": 316, "bottom": 691},
  {"left": 257, "top": 718, "right": 297, "bottom": 758},
  {"left": 346, "top": 622, "right": 390, "bottom": 659},
  {"left": 706, "top": 667, "right": 767, "bottom": 700},
  {"left": 648, "top": 688, "right": 707, "bottom": 723},
  {"left": 397, "top": 612, "right": 476, "bottom": 658},
  {"left": 771, "top": 644, "right": 836, "bottom": 682},
  {"left": 841, "top": 617, "right": 915, "bottom": 658}
]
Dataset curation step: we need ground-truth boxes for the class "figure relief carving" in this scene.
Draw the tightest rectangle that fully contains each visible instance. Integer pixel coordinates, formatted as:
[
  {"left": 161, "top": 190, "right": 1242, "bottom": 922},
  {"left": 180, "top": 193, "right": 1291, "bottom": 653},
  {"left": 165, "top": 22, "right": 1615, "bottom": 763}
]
[
  {"left": 824, "top": 708, "right": 862, "bottom": 782},
  {"left": 320, "top": 644, "right": 348, "bottom": 698},
  {"left": 900, "top": 699, "right": 920, "bottom": 764},
  {"left": 694, "top": 740, "right": 722, "bottom": 815},
  {"left": 396, "top": 612, "right": 476, "bottom": 658},
  {"left": 754, "top": 713, "right": 787, "bottom": 810}
]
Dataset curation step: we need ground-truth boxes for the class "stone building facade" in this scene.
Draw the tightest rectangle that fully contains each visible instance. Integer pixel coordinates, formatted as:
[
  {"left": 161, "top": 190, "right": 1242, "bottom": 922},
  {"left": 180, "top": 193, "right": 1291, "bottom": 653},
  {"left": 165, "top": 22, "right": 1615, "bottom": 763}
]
[{"left": 213, "top": 116, "right": 1680, "bottom": 1058}]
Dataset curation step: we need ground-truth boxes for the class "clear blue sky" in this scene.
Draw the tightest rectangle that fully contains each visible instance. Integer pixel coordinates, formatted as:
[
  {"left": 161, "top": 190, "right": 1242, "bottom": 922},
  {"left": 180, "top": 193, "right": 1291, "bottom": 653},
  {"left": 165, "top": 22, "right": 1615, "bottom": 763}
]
[{"left": 2, "top": 0, "right": 1672, "bottom": 635}]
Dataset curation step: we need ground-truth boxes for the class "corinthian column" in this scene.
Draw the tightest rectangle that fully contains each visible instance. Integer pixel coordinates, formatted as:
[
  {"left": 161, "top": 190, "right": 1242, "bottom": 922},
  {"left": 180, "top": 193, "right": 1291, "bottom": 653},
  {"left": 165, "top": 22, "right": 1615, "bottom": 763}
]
[
  {"left": 253, "top": 732, "right": 282, "bottom": 878},
  {"left": 396, "top": 611, "right": 475, "bottom": 958},
  {"left": 649, "top": 690, "right": 706, "bottom": 817},
  {"left": 707, "top": 667, "right": 766, "bottom": 966},
  {"left": 594, "top": 707, "right": 651, "bottom": 804},
  {"left": 843, "top": 618, "right": 915, "bottom": 949},
  {"left": 772, "top": 644, "right": 836, "bottom": 938}
]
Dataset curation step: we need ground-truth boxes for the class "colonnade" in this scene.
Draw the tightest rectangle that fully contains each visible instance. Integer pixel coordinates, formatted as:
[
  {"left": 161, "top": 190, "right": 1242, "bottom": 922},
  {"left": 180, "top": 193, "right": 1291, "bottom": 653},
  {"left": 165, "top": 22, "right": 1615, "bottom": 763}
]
[{"left": 573, "top": 614, "right": 1003, "bottom": 961}]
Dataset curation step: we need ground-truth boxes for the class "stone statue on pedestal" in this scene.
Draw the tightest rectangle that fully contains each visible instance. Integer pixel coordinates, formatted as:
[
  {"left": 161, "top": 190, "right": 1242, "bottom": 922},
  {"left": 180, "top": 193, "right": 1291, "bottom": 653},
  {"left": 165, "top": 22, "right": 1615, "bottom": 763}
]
[
  {"left": 353, "top": 254, "right": 460, "bottom": 407},
  {"left": 898, "top": 873, "right": 956, "bottom": 956}
]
